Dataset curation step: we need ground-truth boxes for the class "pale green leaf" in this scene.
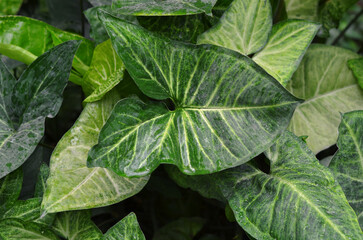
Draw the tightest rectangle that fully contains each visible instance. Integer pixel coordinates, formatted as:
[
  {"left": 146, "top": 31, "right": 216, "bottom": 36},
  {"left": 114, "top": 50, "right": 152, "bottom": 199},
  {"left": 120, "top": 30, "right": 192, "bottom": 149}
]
[
  {"left": 0, "top": 168, "right": 22, "bottom": 213},
  {"left": 284, "top": 0, "right": 319, "bottom": 21},
  {"left": 111, "top": 0, "right": 217, "bottom": 16},
  {"left": 153, "top": 217, "right": 205, "bottom": 240},
  {"left": 287, "top": 44, "right": 363, "bottom": 154},
  {"left": 52, "top": 210, "right": 102, "bottom": 240},
  {"left": 0, "top": 41, "right": 80, "bottom": 179},
  {"left": 103, "top": 212, "right": 145, "bottom": 240},
  {"left": 83, "top": 39, "right": 125, "bottom": 101},
  {"left": 252, "top": 20, "right": 319, "bottom": 86},
  {"left": 329, "top": 111, "right": 363, "bottom": 229},
  {"left": 0, "top": 0, "right": 22, "bottom": 16},
  {"left": 198, "top": 0, "right": 272, "bottom": 55},
  {"left": 42, "top": 91, "right": 149, "bottom": 213},
  {"left": 348, "top": 58, "right": 363, "bottom": 90},
  {"left": 87, "top": 12, "right": 300, "bottom": 177}
]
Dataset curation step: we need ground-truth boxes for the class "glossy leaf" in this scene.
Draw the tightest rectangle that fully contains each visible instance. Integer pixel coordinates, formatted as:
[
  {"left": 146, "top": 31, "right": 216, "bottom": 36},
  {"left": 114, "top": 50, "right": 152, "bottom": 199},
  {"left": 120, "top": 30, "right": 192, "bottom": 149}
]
[
  {"left": 0, "top": 16, "right": 94, "bottom": 84},
  {"left": 82, "top": 40, "right": 125, "bottom": 102},
  {"left": 329, "top": 111, "right": 363, "bottom": 229},
  {"left": 284, "top": 0, "right": 319, "bottom": 21},
  {"left": 52, "top": 210, "right": 102, "bottom": 240},
  {"left": 0, "top": 218, "right": 58, "bottom": 240},
  {"left": 111, "top": 0, "right": 217, "bottom": 16},
  {"left": 287, "top": 44, "right": 363, "bottom": 153},
  {"left": 198, "top": 0, "right": 272, "bottom": 55},
  {"left": 168, "top": 132, "right": 363, "bottom": 239},
  {"left": 153, "top": 217, "right": 205, "bottom": 240},
  {"left": 0, "top": 0, "right": 22, "bottom": 16},
  {"left": 0, "top": 168, "right": 22, "bottom": 213},
  {"left": 103, "top": 212, "right": 145, "bottom": 240},
  {"left": 348, "top": 58, "right": 363, "bottom": 89},
  {"left": 87, "top": 12, "right": 301, "bottom": 177},
  {"left": 42, "top": 91, "right": 149, "bottom": 213},
  {"left": 0, "top": 41, "right": 80, "bottom": 179},
  {"left": 252, "top": 20, "right": 319, "bottom": 86}
]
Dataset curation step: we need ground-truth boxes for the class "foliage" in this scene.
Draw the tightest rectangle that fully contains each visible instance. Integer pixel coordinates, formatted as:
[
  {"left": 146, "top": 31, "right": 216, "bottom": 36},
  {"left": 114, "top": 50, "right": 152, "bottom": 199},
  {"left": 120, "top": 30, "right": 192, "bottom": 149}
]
[{"left": 0, "top": 0, "right": 363, "bottom": 239}]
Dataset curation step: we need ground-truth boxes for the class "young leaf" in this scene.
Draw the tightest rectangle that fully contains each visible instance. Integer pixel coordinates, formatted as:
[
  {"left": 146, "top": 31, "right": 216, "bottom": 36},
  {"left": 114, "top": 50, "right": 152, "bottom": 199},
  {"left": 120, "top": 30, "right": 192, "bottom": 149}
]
[
  {"left": 0, "top": 16, "right": 94, "bottom": 84},
  {"left": 286, "top": 44, "right": 363, "bottom": 154},
  {"left": 198, "top": 0, "right": 272, "bottom": 55},
  {"left": 111, "top": 0, "right": 217, "bottom": 16},
  {"left": 0, "top": 41, "right": 80, "bottom": 179},
  {"left": 0, "top": 218, "right": 59, "bottom": 240},
  {"left": 348, "top": 58, "right": 363, "bottom": 89},
  {"left": 153, "top": 217, "right": 205, "bottom": 240},
  {"left": 103, "top": 212, "right": 145, "bottom": 240},
  {"left": 284, "top": 0, "right": 319, "bottom": 21},
  {"left": 42, "top": 91, "right": 149, "bottom": 213},
  {"left": 52, "top": 210, "right": 102, "bottom": 240},
  {"left": 329, "top": 111, "right": 363, "bottom": 228},
  {"left": 252, "top": 20, "right": 319, "bottom": 86},
  {"left": 87, "top": 12, "right": 301, "bottom": 177},
  {"left": 0, "top": 0, "right": 22, "bottom": 16},
  {"left": 82, "top": 40, "right": 125, "bottom": 102},
  {"left": 0, "top": 168, "right": 22, "bottom": 213}
]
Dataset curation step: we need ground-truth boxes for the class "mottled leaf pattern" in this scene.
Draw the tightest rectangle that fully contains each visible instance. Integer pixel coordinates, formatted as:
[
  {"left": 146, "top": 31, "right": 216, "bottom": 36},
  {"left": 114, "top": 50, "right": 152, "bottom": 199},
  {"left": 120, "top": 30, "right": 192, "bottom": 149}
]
[
  {"left": 52, "top": 210, "right": 102, "bottom": 240},
  {"left": 253, "top": 20, "right": 319, "bottom": 86},
  {"left": 103, "top": 213, "right": 145, "bottom": 240},
  {"left": 42, "top": 91, "right": 149, "bottom": 213},
  {"left": 0, "top": 41, "right": 80, "bottom": 179},
  {"left": 111, "top": 0, "right": 217, "bottom": 16},
  {"left": 284, "top": 0, "right": 319, "bottom": 21},
  {"left": 0, "top": 0, "right": 22, "bottom": 16},
  {"left": 348, "top": 58, "right": 363, "bottom": 89},
  {"left": 198, "top": 0, "right": 272, "bottom": 55},
  {"left": 87, "top": 12, "right": 300, "bottom": 177},
  {"left": 1, "top": 198, "right": 42, "bottom": 222},
  {"left": 287, "top": 44, "right": 363, "bottom": 153},
  {"left": 0, "top": 168, "right": 22, "bottom": 213},
  {"left": 329, "top": 111, "right": 363, "bottom": 229},
  {"left": 88, "top": 0, "right": 111, "bottom": 6},
  {"left": 320, "top": 0, "right": 359, "bottom": 30}
]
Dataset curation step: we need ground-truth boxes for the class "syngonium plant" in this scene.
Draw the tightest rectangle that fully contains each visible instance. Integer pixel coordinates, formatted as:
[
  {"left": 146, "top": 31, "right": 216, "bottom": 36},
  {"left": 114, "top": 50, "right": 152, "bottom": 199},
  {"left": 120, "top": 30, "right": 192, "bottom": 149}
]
[{"left": 0, "top": 0, "right": 363, "bottom": 239}]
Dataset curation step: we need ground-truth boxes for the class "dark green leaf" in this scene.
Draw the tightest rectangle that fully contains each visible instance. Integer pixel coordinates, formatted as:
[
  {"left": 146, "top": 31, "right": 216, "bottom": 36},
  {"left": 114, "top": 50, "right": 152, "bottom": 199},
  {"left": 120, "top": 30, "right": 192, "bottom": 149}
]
[
  {"left": 0, "top": 0, "right": 22, "bottom": 16},
  {"left": 103, "top": 212, "right": 145, "bottom": 240},
  {"left": 284, "top": 0, "right": 319, "bottom": 21},
  {"left": 0, "top": 41, "right": 80, "bottom": 179},
  {"left": 320, "top": 0, "right": 359, "bottom": 31},
  {"left": 153, "top": 217, "right": 205, "bottom": 240},
  {"left": 329, "top": 111, "right": 363, "bottom": 229},
  {"left": 111, "top": 0, "right": 217, "bottom": 16},
  {"left": 0, "top": 168, "right": 22, "bottom": 213},
  {"left": 87, "top": 12, "right": 301, "bottom": 177},
  {"left": 34, "top": 163, "right": 50, "bottom": 198},
  {"left": 348, "top": 58, "right": 363, "bottom": 89},
  {"left": 1, "top": 198, "right": 42, "bottom": 222}
]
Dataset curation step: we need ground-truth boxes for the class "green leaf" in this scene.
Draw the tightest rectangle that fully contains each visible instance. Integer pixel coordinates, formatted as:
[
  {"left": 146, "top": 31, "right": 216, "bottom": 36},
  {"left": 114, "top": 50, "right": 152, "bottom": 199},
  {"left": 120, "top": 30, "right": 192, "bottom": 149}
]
[
  {"left": 88, "top": 0, "right": 111, "bottom": 6},
  {"left": 34, "top": 163, "right": 50, "bottom": 198},
  {"left": 0, "top": 41, "right": 80, "bottom": 179},
  {"left": 42, "top": 91, "right": 149, "bottom": 213},
  {"left": 197, "top": 0, "right": 272, "bottom": 55},
  {"left": 1, "top": 198, "right": 42, "bottom": 222},
  {"left": 82, "top": 39, "right": 125, "bottom": 101},
  {"left": 168, "top": 132, "right": 363, "bottom": 239},
  {"left": 0, "top": 168, "right": 22, "bottom": 213},
  {"left": 0, "top": 218, "right": 59, "bottom": 240},
  {"left": 87, "top": 12, "right": 301, "bottom": 177},
  {"left": 103, "top": 212, "right": 145, "bottom": 240},
  {"left": 52, "top": 210, "right": 102, "bottom": 240},
  {"left": 320, "top": 0, "right": 359, "bottom": 31},
  {"left": 0, "top": 0, "right": 22, "bottom": 16},
  {"left": 284, "top": 0, "right": 319, "bottom": 21},
  {"left": 252, "top": 20, "right": 319, "bottom": 86},
  {"left": 153, "top": 217, "right": 205, "bottom": 240},
  {"left": 0, "top": 16, "right": 94, "bottom": 84},
  {"left": 111, "top": 0, "right": 217, "bottom": 16},
  {"left": 348, "top": 58, "right": 363, "bottom": 90},
  {"left": 329, "top": 111, "right": 363, "bottom": 229},
  {"left": 286, "top": 44, "right": 363, "bottom": 154}
]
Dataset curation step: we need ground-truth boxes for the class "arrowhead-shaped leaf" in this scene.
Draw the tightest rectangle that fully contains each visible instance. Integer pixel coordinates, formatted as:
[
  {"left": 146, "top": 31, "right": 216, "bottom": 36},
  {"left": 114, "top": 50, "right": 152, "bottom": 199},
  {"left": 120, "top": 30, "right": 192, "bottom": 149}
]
[
  {"left": 111, "top": 0, "right": 217, "bottom": 16},
  {"left": 348, "top": 58, "right": 363, "bottom": 89},
  {"left": 329, "top": 111, "right": 363, "bottom": 229},
  {"left": 252, "top": 20, "right": 319, "bottom": 86},
  {"left": 167, "top": 132, "right": 363, "bottom": 239},
  {"left": 87, "top": 12, "right": 301, "bottom": 177},
  {"left": 42, "top": 91, "right": 149, "bottom": 213},
  {"left": 198, "top": 0, "right": 272, "bottom": 55},
  {"left": 0, "top": 41, "right": 80, "bottom": 179},
  {"left": 287, "top": 44, "right": 363, "bottom": 153},
  {"left": 103, "top": 212, "right": 145, "bottom": 240}
]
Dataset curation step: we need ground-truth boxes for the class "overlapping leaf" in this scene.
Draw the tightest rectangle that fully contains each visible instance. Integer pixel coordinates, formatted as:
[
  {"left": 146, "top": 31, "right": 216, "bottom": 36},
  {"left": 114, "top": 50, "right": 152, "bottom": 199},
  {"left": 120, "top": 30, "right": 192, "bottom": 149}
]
[
  {"left": 198, "top": 0, "right": 272, "bottom": 55},
  {"left": 252, "top": 20, "right": 319, "bottom": 86},
  {"left": 111, "top": 0, "right": 217, "bottom": 16},
  {"left": 348, "top": 58, "right": 363, "bottom": 89},
  {"left": 0, "top": 168, "right": 22, "bottom": 213},
  {"left": 103, "top": 213, "right": 145, "bottom": 240},
  {"left": 167, "top": 132, "right": 363, "bottom": 239},
  {"left": 0, "top": 0, "right": 22, "bottom": 16},
  {"left": 287, "top": 44, "right": 363, "bottom": 153},
  {"left": 329, "top": 111, "right": 363, "bottom": 229},
  {"left": 0, "top": 41, "right": 80, "bottom": 179},
  {"left": 0, "top": 16, "right": 94, "bottom": 84},
  {"left": 284, "top": 0, "right": 319, "bottom": 21},
  {"left": 320, "top": 0, "right": 359, "bottom": 31},
  {"left": 42, "top": 91, "right": 149, "bottom": 213},
  {"left": 87, "top": 12, "right": 301, "bottom": 177}
]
